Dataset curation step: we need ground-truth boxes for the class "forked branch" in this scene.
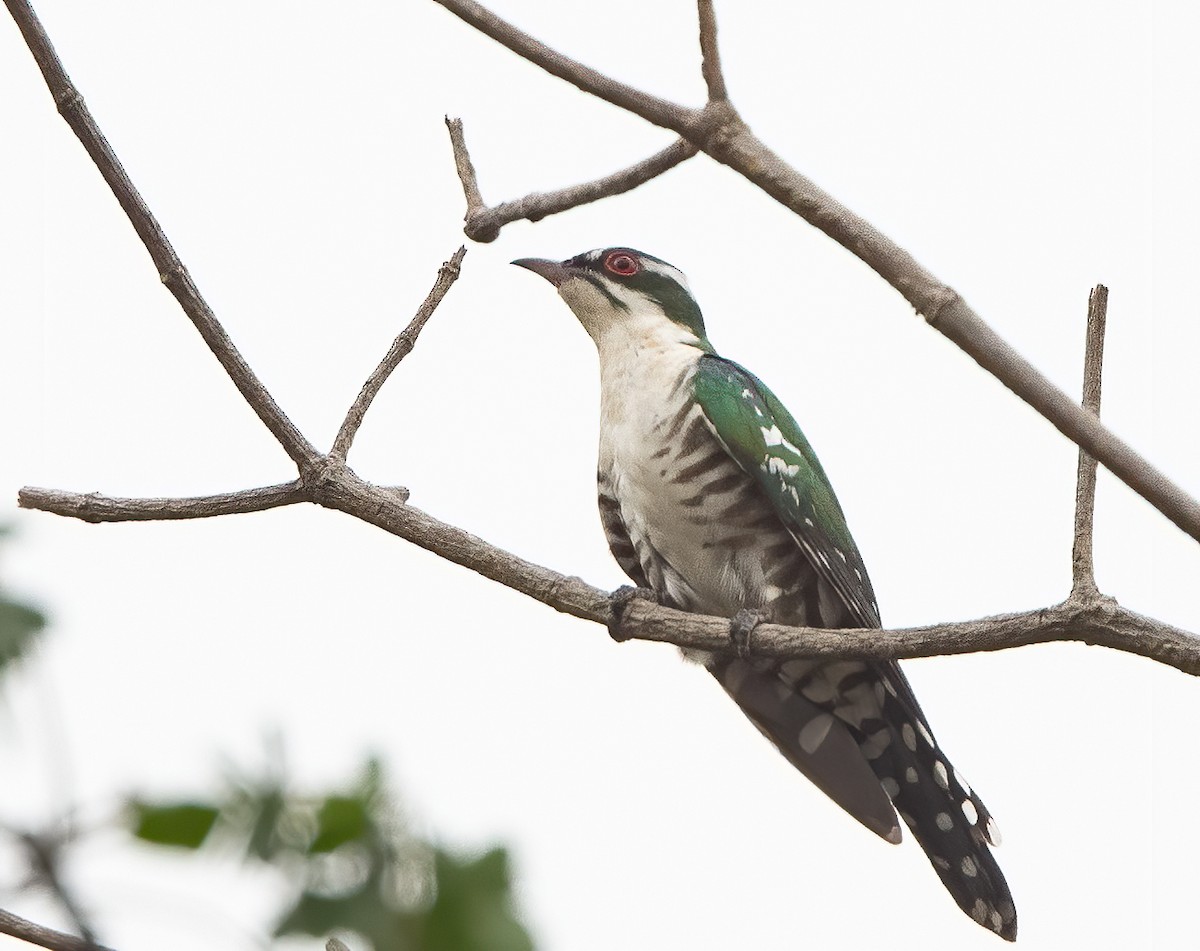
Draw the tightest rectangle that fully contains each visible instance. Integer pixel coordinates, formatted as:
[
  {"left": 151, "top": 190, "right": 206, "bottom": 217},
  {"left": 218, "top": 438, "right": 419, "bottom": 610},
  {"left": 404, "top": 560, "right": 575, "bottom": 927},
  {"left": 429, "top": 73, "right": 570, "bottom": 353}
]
[
  {"left": 433, "top": 0, "right": 1200, "bottom": 544},
  {"left": 445, "top": 118, "right": 697, "bottom": 243}
]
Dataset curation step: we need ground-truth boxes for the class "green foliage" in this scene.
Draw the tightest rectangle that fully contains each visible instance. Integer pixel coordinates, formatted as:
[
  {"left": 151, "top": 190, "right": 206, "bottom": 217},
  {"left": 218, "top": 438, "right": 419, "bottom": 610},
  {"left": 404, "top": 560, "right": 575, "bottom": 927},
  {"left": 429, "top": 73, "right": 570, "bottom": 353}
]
[
  {"left": 130, "top": 802, "right": 220, "bottom": 848},
  {"left": 424, "top": 848, "right": 533, "bottom": 951},
  {"left": 0, "top": 527, "right": 45, "bottom": 681},
  {"left": 125, "top": 756, "right": 534, "bottom": 951}
]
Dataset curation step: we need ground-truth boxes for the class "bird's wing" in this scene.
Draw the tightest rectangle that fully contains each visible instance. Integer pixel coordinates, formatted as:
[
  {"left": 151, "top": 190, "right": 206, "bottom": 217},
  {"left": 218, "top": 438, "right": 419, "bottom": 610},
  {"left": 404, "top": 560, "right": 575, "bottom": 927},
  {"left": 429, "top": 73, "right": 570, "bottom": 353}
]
[
  {"left": 693, "top": 355, "right": 880, "bottom": 628},
  {"left": 695, "top": 356, "right": 1016, "bottom": 939}
]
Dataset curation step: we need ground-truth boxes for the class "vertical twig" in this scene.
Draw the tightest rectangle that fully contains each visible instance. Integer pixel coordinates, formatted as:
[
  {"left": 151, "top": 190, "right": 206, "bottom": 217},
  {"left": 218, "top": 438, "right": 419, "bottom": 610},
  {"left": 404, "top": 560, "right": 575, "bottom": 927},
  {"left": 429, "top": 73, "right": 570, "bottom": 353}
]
[
  {"left": 1071, "top": 285, "right": 1108, "bottom": 599},
  {"left": 445, "top": 118, "right": 487, "bottom": 219},
  {"left": 697, "top": 0, "right": 728, "bottom": 102}
]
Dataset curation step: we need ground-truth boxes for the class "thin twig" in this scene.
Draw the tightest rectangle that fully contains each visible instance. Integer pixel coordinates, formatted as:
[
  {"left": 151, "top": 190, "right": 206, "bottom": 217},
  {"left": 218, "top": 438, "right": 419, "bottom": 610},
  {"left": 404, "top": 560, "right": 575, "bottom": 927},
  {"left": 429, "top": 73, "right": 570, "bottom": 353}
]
[
  {"left": 19, "top": 468, "right": 1200, "bottom": 676},
  {"left": 0, "top": 906, "right": 114, "bottom": 951},
  {"left": 1072, "top": 286, "right": 1109, "bottom": 598},
  {"left": 436, "top": 0, "right": 1200, "bottom": 545},
  {"left": 2, "top": 0, "right": 320, "bottom": 471},
  {"left": 697, "top": 0, "right": 728, "bottom": 102},
  {"left": 445, "top": 119, "right": 697, "bottom": 243},
  {"left": 331, "top": 247, "right": 467, "bottom": 460},
  {"left": 445, "top": 118, "right": 486, "bottom": 217},
  {"left": 16, "top": 483, "right": 306, "bottom": 523}
]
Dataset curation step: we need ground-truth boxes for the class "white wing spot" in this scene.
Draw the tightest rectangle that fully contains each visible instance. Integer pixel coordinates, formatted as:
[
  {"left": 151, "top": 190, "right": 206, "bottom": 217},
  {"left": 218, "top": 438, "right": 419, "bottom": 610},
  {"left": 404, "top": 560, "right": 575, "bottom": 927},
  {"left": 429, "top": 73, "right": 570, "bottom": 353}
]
[
  {"left": 990, "top": 911, "right": 1003, "bottom": 931},
  {"left": 766, "top": 456, "right": 800, "bottom": 478},
  {"left": 961, "top": 856, "right": 978, "bottom": 878},
  {"left": 917, "top": 721, "right": 935, "bottom": 746},
  {"left": 933, "top": 761, "right": 949, "bottom": 790},
  {"left": 881, "top": 777, "right": 900, "bottom": 799},
  {"left": 935, "top": 812, "right": 953, "bottom": 832},
  {"left": 905, "top": 766, "right": 918, "bottom": 784},
  {"left": 836, "top": 549, "right": 847, "bottom": 562},
  {"left": 971, "top": 899, "right": 988, "bottom": 924},
  {"left": 884, "top": 678, "right": 898, "bottom": 697},
  {"left": 803, "top": 517, "right": 815, "bottom": 527},
  {"left": 901, "top": 723, "right": 917, "bottom": 751},
  {"left": 961, "top": 798, "right": 979, "bottom": 825}
]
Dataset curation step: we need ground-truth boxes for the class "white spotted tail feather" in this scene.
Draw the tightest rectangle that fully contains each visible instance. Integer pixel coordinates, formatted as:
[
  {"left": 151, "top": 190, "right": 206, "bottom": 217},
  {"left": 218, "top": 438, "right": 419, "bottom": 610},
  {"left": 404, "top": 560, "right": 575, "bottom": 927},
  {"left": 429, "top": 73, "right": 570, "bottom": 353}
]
[{"left": 868, "top": 670, "right": 1017, "bottom": 940}]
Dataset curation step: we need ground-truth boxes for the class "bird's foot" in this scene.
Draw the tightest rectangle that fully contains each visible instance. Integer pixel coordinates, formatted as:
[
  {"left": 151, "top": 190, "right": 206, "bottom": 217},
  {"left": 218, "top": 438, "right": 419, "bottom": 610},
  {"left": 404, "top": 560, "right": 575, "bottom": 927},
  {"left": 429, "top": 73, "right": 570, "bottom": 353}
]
[
  {"left": 607, "top": 585, "right": 659, "bottom": 642},
  {"left": 729, "top": 607, "right": 771, "bottom": 659}
]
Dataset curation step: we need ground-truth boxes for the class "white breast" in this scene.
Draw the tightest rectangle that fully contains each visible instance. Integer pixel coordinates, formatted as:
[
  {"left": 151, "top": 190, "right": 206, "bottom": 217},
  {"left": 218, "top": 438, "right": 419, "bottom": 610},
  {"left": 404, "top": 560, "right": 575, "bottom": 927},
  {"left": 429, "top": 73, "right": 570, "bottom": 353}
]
[{"left": 595, "top": 318, "right": 787, "bottom": 616}]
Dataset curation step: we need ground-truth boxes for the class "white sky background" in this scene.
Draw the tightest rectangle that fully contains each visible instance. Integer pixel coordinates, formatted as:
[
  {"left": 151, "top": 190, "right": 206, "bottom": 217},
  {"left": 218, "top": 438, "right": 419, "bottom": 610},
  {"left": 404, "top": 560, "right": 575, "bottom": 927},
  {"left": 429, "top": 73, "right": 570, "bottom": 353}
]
[{"left": 2, "top": 1, "right": 1199, "bottom": 949}]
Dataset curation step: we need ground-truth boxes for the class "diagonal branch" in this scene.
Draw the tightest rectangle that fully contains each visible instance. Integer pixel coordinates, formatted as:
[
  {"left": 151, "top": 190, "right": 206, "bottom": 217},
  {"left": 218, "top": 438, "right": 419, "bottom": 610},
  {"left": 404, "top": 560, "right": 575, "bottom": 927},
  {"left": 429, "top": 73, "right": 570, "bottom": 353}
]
[
  {"left": 445, "top": 118, "right": 698, "bottom": 243},
  {"left": 332, "top": 247, "right": 467, "bottom": 460},
  {"left": 431, "top": 0, "right": 698, "bottom": 132},
  {"left": 436, "top": 0, "right": 1200, "bottom": 546},
  {"left": 0, "top": 905, "right": 115, "bottom": 951},
  {"left": 3, "top": 0, "right": 319, "bottom": 471},
  {"left": 1072, "top": 286, "right": 1108, "bottom": 598}
]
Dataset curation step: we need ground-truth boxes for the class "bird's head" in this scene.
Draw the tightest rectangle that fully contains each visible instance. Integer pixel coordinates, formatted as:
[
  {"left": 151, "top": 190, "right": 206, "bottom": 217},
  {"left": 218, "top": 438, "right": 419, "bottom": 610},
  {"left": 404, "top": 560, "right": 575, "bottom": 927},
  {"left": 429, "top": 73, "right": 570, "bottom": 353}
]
[{"left": 514, "top": 247, "right": 710, "bottom": 351}]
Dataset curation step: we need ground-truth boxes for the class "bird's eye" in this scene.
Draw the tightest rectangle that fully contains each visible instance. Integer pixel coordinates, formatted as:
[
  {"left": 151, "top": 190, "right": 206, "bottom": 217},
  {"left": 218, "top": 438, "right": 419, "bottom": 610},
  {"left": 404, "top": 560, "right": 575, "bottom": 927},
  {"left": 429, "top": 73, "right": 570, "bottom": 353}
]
[{"left": 604, "top": 252, "right": 639, "bottom": 276}]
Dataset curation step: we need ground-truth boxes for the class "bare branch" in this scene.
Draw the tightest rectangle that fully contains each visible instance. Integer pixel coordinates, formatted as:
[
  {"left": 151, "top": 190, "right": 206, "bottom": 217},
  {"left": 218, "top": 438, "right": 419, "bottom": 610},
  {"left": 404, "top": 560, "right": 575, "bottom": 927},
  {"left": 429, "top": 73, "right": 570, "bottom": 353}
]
[
  {"left": 17, "top": 483, "right": 307, "bottom": 523},
  {"left": 2, "top": 0, "right": 320, "bottom": 471},
  {"left": 697, "top": 0, "right": 728, "bottom": 102},
  {"left": 1072, "top": 286, "right": 1109, "bottom": 598},
  {"left": 445, "top": 118, "right": 698, "bottom": 243},
  {"left": 432, "top": 0, "right": 699, "bottom": 132},
  {"left": 0, "top": 905, "right": 114, "bottom": 951},
  {"left": 445, "top": 117, "right": 487, "bottom": 219},
  {"left": 331, "top": 247, "right": 467, "bottom": 460},
  {"left": 29, "top": 464, "right": 1197, "bottom": 674}
]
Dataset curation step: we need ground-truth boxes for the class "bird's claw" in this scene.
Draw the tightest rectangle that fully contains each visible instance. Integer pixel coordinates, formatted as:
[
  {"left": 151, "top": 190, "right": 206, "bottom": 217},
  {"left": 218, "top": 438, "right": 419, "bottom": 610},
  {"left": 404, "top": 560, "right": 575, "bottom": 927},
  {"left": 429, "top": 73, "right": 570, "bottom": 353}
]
[
  {"left": 729, "top": 608, "right": 770, "bottom": 659},
  {"left": 607, "top": 585, "right": 659, "bottom": 642}
]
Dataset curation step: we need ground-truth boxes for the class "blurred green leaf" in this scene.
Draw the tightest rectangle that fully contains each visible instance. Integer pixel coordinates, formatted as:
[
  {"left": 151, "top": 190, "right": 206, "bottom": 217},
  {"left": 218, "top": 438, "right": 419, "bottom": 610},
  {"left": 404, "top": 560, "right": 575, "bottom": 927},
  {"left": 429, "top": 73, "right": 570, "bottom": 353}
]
[
  {"left": 424, "top": 847, "right": 534, "bottom": 951},
  {"left": 310, "top": 795, "right": 370, "bottom": 854},
  {"left": 130, "top": 802, "right": 220, "bottom": 849},
  {"left": 0, "top": 526, "right": 46, "bottom": 680},
  {"left": 0, "top": 598, "right": 45, "bottom": 670}
]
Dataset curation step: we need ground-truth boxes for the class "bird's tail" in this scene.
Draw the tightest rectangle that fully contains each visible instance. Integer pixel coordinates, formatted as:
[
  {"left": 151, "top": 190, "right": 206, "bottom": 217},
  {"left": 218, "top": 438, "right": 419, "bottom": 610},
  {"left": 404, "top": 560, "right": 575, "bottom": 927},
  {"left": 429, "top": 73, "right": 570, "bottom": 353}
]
[
  {"left": 711, "top": 655, "right": 1016, "bottom": 941},
  {"left": 859, "top": 665, "right": 1017, "bottom": 941}
]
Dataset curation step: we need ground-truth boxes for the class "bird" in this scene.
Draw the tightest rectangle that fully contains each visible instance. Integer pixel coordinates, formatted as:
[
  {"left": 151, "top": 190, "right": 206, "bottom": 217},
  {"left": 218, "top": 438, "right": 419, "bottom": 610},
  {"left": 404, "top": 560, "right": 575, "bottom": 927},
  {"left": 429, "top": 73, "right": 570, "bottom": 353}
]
[{"left": 513, "top": 247, "right": 1016, "bottom": 941}]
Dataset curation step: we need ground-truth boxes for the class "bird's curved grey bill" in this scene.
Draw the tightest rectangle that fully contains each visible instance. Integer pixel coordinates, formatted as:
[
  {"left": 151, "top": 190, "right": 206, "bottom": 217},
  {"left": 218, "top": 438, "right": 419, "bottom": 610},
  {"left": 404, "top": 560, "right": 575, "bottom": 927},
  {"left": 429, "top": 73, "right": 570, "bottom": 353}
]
[{"left": 512, "top": 257, "right": 570, "bottom": 286}]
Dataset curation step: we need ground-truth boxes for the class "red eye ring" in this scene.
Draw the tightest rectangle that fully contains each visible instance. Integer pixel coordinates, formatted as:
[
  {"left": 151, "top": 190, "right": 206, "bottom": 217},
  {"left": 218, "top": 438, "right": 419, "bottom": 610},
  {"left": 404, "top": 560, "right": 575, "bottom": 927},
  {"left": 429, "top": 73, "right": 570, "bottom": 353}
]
[{"left": 604, "top": 251, "right": 639, "bottom": 276}]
